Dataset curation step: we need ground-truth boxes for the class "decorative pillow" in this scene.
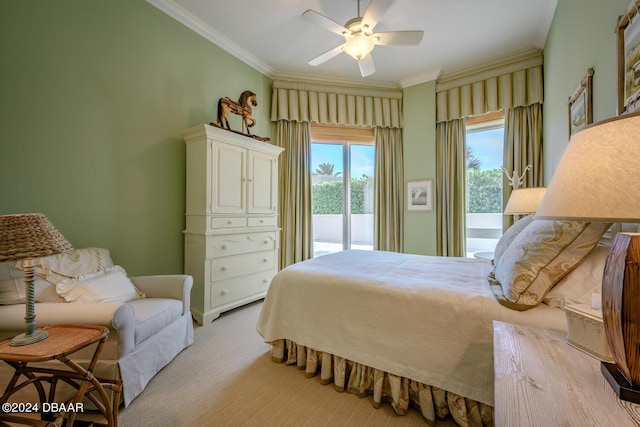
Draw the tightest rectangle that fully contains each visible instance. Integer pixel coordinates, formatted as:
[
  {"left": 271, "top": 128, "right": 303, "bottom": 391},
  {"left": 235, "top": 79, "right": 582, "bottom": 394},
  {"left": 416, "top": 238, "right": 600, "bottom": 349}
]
[
  {"left": 489, "top": 220, "right": 611, "bottom": 310},
  {"left": 56, "top": 265, "right": 145, "bottom": 303},
  {"left": 492, "top": 214, "right": 535, "bottom": 266},
  {"left": 0, "top": 261, "right": 61, "bottom": 305},
  {"left": 27, "top": 247, "right": 114, "bottom": 284},
  {"left": 0, "top": 261, "right": 27, "bottom": 305},
  {"left": 544, "top": 244, "right": 610, "bottom": 309}
]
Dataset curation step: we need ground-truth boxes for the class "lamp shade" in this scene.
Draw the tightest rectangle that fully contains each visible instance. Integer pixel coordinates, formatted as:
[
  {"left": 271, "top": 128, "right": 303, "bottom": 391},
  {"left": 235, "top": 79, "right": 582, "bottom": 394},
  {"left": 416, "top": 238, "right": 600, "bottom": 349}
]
[
  {"left": 0, "top": 213, "right": 73, "bottom": 262},
  {"left": 504, "top": 187, "right": 547, "bottom": 215},
  {"left": 536, "top": 112, "right": 640, "bottom": 222},
  {"left": 534, "top": 112, "right": 640, "bottom": 403}
]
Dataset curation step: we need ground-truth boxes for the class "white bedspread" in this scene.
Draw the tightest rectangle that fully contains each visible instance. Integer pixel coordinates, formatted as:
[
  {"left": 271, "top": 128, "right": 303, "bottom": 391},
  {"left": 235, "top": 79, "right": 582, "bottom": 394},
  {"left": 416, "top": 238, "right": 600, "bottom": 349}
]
[{"left": 256, "top": 250, "right": 567, "bottom": 405}]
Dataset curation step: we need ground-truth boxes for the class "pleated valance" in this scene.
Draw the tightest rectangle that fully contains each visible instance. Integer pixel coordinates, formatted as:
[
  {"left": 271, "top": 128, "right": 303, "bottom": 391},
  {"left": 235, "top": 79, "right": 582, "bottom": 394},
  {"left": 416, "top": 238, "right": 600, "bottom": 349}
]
[
  {"left": 436, "top": 53, "right": 543, "bottom": 123},
  {"left": 271, "top": 80, "right": 403, "bottom": 129}
]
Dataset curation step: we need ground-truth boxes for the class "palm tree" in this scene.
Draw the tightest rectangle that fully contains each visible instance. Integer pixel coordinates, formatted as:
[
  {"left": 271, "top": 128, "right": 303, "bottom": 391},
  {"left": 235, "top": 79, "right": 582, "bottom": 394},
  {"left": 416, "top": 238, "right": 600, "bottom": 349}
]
[
  {"left": 466, "top": 147, "right": 482, "bottom": 170},
  {"left": 315, "top": 162, "right": 342, "bottom": 176}
]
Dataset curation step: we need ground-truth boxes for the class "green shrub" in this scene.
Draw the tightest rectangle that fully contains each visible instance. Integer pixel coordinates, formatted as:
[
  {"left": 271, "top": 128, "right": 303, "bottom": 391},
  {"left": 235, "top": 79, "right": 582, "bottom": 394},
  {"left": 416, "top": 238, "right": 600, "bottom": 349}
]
[
  {"left": 467, "top": 168, "right": 502, "bottom": 213},
  {"left": 312, "top": 177, "right": 373, "bottom": 214}
]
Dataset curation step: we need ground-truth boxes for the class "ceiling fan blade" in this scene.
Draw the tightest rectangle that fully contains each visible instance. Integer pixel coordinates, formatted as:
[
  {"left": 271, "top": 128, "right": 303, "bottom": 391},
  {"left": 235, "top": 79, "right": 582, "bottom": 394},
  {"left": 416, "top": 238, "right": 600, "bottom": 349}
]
[
  {"left": 374, "top": 31, "right": 424, "bottom": 46},
  {"left": 308, "top": 44, "right": 345, "bottom": 66},
  {"left": 358, "top": 54, "right": 375, "bottom": 77},
  {"left": 362, "top": 0, "right": 395, "bottom": 29},
  {"left": 302, "top": 9, "right": 348, "bottom": 36}
]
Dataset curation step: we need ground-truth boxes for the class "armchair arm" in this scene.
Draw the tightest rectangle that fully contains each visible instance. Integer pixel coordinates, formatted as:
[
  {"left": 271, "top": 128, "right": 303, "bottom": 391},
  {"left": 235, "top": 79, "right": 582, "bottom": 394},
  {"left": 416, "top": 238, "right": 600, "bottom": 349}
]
[
  {"left": 130, "top": 275, "right": 192, "bottom": 315},
  {"left": 0, "top": 303, "right": 136, "bottom": 356}
]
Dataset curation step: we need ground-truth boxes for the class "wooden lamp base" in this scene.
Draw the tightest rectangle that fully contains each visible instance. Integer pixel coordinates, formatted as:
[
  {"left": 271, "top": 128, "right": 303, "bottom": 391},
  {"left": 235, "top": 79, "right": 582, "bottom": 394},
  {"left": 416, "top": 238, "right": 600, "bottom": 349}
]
[
  {"left": 601, "top": 362, "right": 640, "bottom": 404},
  {"left": 602, "top": 233, "right": 640, "bottom": 403}
]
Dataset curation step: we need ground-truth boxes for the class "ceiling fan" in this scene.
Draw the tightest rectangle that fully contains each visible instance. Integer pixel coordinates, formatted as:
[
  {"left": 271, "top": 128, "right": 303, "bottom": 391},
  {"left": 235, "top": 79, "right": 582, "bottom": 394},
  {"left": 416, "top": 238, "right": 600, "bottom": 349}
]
[{"left": 301, "top": 0, "right": 424, "bottom": 77}]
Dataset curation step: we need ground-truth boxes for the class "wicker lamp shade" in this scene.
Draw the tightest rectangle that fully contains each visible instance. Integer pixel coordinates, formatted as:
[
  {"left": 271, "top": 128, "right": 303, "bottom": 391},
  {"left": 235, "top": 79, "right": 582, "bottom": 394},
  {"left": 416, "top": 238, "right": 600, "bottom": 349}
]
[
  {"left": 0, "top": 213, "right": 73, "bottom": 346},
  {"left": 0, "top": 213, "right": 73, "bottom": 262}
]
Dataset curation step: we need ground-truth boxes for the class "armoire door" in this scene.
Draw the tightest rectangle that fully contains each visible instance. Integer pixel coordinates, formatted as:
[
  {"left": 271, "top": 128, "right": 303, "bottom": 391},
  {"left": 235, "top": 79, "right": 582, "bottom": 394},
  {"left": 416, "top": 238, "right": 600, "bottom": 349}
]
[{"left": 211, "top": 141, "right": 246, "bottom": 214}]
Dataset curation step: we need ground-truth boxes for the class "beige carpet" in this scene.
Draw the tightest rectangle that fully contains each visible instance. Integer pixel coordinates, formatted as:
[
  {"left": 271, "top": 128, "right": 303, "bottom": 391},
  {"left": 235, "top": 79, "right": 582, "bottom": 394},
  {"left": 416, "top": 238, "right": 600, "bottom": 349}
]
[{"left": 118, "top": 301, "right": 457, "bottom": 427}]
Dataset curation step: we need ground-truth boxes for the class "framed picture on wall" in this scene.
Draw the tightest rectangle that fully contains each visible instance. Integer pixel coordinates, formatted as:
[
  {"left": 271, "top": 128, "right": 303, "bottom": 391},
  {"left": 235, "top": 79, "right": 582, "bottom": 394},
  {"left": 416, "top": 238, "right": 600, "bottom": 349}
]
[
  {"left": 407, "top": 179, "right": 433, "bottom": 211},
  {"left": 568, "top": 68, "right": 594, "bottom": 137},
  {"left": 617, "top": 0, "right": 640, "bottom": 114}
]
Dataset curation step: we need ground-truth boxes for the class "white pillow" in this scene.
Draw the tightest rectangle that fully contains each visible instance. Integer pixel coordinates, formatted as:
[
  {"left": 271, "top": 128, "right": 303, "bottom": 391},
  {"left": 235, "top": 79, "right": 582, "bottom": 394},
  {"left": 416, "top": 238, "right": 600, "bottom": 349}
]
[
  {"left": 0, "top": 261, "right": 60, "bottom": 304},
  {"left": 28, "top": 247, "right": 114, "bottom": 283},
  {"left": 56, "top": 265, "right": 144, "bottom": 303},
  {"left": 544, "top": 244, "right": 610, "bottom": 309}
]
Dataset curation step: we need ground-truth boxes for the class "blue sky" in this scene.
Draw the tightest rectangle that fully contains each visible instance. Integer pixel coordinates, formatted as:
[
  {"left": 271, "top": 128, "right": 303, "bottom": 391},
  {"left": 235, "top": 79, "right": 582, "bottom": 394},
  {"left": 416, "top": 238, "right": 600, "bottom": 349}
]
[
  {"left": 466, "top": 128, "right": 503, "bottom": 170},
  {"left": 311, "top": 127, "right": 503, "bottom": 177},
  {"left": 311, "top": 143, "right": 374, "bottom": 177}
]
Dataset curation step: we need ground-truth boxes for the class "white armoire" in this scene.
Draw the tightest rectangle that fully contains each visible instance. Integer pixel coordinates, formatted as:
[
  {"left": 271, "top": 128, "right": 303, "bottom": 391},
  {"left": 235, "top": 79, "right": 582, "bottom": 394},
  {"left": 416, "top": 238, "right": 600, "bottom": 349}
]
[{"left": 183, "top": 124, "right": 283, "bottom": 324}]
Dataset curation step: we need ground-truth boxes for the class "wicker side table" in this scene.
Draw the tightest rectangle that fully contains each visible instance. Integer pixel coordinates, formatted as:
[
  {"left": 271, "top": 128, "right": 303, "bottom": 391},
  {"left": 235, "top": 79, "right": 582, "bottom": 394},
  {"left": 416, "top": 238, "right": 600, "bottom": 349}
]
[{"left": 0, "top": 324, "right": 122, "bottom": 427}]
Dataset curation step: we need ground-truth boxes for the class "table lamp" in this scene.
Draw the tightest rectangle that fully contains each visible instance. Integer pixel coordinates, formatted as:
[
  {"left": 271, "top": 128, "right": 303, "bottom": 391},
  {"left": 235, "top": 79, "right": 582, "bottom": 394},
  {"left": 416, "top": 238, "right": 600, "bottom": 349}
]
[
  {"left": 504, "top": 187, "right": 547, "bottom": 217},
  {"left": 0, "top": 213, "right": 73, "bottom": 346},
  {"left": 536, "top": 111, "right": 640, "bottom": 402}
]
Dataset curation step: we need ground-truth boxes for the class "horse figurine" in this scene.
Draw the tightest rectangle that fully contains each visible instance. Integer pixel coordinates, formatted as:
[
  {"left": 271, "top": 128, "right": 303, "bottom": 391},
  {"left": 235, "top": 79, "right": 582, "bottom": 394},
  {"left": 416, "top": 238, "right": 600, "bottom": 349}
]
[{"left": 217, "top": 90, "right": 257, "bottom": 135}]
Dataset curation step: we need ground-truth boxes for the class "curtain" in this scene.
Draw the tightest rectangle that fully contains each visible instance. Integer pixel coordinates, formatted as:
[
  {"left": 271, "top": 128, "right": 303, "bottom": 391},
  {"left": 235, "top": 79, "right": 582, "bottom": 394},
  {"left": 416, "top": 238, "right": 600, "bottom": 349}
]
[
  {"left": 272, "top": 81, "right": 405, "bottom": 259},
  {"left": 271, "top": 81, "right": 402, "bottom": 128},
  {"left": 436, "top": 119, "right": 467, "bottom": 257},
  {"left": 276, "top": 120, "right": 313, "bottom": 269},
  {"left": 502, "top": 103, "right": 544, "bottom": 229},
  {"left": 374, "top": 127, "right": 404, "bottom": 252},
  {"left": 435, "top": 52, "right": 544, "bottom": 251}
]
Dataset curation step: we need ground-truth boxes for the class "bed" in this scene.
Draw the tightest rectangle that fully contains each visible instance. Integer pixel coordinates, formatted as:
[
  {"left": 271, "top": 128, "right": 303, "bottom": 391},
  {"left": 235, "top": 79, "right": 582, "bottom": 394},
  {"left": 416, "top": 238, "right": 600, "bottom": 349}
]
[{"left": 256, "top": 218, "right": 611, "bottom": 426}]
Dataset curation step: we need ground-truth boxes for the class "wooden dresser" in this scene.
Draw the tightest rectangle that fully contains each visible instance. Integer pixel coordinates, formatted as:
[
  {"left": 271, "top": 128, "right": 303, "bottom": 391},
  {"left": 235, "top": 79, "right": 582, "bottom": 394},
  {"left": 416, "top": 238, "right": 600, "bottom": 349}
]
[
  {"left": 493, "top": 320, "right": 640, "bottom": 426},
  {"left": 183, "top": 124, "right": 283, "bottom": 324}
]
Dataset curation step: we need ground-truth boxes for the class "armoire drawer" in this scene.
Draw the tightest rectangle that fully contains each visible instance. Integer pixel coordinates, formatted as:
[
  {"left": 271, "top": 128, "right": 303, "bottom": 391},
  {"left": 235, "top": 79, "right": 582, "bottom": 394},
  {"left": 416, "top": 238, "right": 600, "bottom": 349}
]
[
  {"left": 209, "top": 251, "right": 276, "bottom": 282},
  {"left": 209, "top": 232, "right": 277, "bottom": 257},
  {"left": 210, "top": 217, "right": 247, "bottom": 229},
  {"left": 209, "top": 271, "right": 276, "bottom": 308},
  {"left": 248, "top": 217, "right": 277, "bottom": 227}
]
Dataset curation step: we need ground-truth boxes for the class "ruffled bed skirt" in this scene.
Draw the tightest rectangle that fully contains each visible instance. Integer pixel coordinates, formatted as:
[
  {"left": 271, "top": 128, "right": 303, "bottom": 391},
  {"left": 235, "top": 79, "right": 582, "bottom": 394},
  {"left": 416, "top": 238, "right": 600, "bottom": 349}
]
[{"left": 269, "top": 339, "right": 493, "bottom": 427}]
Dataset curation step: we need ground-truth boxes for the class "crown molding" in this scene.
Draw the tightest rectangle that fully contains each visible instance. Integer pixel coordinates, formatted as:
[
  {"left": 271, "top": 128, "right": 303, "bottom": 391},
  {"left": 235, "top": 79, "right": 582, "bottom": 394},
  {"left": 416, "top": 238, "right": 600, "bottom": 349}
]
[
  {"left": 146, "top": 0, "right": 274, "bottom": 76},
  {"left": 400, "top": 68, "right": 442, "bottom": 89}
]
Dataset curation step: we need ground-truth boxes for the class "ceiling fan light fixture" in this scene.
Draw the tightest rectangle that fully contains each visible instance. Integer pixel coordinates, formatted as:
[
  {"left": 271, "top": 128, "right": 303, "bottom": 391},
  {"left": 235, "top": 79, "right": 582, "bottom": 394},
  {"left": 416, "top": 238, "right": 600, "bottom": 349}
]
[{"left": 343, "top": 34, "right": 375, "bottom": 60}]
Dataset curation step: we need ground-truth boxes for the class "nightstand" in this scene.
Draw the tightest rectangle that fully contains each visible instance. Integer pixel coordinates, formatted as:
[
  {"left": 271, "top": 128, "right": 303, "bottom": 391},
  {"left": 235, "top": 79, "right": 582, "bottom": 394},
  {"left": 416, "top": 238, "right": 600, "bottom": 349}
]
[
  {"left": 0, "top": 324, "right": 121, "bottom": 427},
  {"left": 493, "top": 321, "right": 640, "bottom": 426}
]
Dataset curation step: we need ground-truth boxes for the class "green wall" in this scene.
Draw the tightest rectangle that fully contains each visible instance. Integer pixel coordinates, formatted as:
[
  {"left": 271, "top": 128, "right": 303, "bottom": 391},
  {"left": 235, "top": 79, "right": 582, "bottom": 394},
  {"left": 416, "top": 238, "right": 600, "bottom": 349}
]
[
  {"left": 0, "top": 1, "right": 273, "bottom": 276},
  {"left": 402, "top": 80, "right": 437, "bottom": 255},
  {"left": 543, "top": 0, "right": 630, "bottom": 178}
]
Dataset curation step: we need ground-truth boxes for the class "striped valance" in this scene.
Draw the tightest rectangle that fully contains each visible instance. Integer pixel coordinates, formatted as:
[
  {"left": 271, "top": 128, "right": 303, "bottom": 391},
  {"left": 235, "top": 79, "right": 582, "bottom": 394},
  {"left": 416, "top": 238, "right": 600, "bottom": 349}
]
[
  {"left": 436, "top": 54, "right": 543, "bottom": 123},
  {"left": 271, "top": 80, "right": 403, "bottom": 128}
]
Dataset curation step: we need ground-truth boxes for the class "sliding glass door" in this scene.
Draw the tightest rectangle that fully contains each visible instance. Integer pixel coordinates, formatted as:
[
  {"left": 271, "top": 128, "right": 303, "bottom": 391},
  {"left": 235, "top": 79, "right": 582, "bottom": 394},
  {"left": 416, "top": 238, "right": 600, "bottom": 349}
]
[{"left": 311, "top": 141, "right": 374, "bottom": 257}]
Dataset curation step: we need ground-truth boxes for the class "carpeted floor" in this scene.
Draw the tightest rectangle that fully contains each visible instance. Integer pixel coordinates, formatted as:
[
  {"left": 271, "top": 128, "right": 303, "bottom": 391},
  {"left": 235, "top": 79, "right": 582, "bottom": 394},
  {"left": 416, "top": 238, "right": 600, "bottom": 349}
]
[{"left": 118, "top": 301, "right": 457, "bottom": 427}]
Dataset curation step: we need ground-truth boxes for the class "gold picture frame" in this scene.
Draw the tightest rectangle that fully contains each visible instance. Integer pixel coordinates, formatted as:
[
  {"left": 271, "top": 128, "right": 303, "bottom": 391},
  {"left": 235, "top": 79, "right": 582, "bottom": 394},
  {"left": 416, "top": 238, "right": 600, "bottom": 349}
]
[
  {"left": 406, "top": 179, "right": 433, "bottom": 211},
  {"left": 568, "top": 68, "right": 594, "bottom": 137},
  {"left": 617, "top": 0, "right": 640, "bottom": 115}
]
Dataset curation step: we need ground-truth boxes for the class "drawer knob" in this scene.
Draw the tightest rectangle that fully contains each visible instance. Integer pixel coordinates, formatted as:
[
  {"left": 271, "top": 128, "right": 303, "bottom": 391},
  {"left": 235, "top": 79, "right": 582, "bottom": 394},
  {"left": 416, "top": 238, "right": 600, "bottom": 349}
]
[
  {"left": 221, "top": 244, "right": 228, "bottom": 250},
  {"left": 227, "top": 220, "right": 232, "bottom": 224},
  {"left": 220, "top": 289, "right": 228, "bottom": 296},
  {"left": 221, "top": 265, "right": 228, "bottom": 271},
  {"left": 263, "top": 258, "right": 268, "bottom": 263},
  {"left": 263, "top": 240, "right": 269, "bottom": 244},
  {"left": 259, "top": 219, "right": 264, "bottom": 223},
  {"left": 262, "top": 279, "right": 268, "bottom": 284}
]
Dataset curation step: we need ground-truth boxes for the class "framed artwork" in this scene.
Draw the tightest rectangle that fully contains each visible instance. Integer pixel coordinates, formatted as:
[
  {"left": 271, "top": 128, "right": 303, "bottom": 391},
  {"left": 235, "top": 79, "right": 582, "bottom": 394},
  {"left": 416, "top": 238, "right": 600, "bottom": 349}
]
[
  {"left": 568, "top": 68, "right": 594, "bottom": 137},
  {"left": 617, "top": 0, "right": 640, "bottom": 114},
  {"left": 407, "top": 179, "right": 433, "bottom": 211}
]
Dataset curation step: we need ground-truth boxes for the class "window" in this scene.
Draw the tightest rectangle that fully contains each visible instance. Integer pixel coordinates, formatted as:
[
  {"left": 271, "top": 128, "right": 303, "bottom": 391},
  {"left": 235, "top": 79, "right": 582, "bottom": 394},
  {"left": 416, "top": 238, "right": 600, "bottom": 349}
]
[
  {"left": 465, "top": 112, "right": 505, "bottom": 258},
  {"left": 311, "top": 125, "right": 375, "bottom": 257}
]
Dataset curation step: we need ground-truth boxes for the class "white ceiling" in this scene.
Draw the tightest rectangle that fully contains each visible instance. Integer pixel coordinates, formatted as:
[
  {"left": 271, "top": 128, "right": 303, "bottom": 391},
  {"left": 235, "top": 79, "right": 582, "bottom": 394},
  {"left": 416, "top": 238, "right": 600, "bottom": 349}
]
[{"left": 148, "top": 0, "right": 558, "bottom": 89}]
